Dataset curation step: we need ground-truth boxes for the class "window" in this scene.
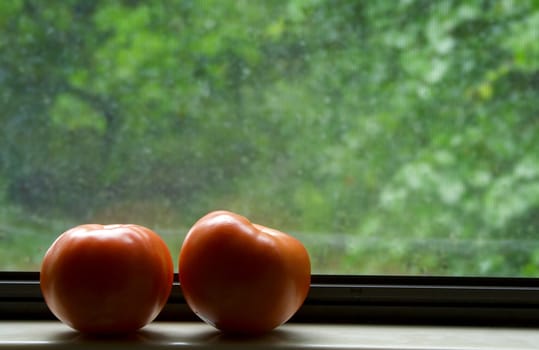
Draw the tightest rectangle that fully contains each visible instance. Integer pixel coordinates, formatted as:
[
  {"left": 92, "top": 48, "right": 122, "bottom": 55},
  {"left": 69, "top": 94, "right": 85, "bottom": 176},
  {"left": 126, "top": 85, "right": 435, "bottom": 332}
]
[
  {"left": 2, "top": 0, "right": 539, "bottom": 328},
  {"left": 1, "top": 1, "right": 539, "bottom": 278}
]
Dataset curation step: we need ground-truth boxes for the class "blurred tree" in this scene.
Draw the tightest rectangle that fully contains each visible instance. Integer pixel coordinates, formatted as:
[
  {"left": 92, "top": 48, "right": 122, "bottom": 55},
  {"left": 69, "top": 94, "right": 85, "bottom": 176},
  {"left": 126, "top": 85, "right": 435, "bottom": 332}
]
[{"left": 1, "top": 0, "right": 538, "bottom": 274}]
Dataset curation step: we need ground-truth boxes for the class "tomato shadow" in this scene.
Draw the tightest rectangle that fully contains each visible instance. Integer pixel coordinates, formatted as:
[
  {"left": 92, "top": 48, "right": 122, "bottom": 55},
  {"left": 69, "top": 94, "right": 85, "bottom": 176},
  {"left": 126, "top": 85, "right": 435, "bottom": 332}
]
[
  {"left": 189, "top": 327, "right": 310, "bottom": 346},
  {"left": 49, "top": 328, "right": 175, "bottom": 344},
  {"left": 49, "top": 323, "right": 309, "bottom": 347}
]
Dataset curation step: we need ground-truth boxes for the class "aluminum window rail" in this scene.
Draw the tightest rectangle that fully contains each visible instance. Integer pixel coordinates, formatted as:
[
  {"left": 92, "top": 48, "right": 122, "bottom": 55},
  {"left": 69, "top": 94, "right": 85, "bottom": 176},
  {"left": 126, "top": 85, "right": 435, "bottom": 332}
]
[{"left": 2, "top": 272, "right": 539, "bottom": 326}]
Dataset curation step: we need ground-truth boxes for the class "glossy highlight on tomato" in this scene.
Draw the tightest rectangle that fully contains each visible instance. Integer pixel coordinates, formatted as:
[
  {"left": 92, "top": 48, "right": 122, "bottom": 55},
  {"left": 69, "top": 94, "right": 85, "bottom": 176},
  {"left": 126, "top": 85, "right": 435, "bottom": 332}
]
[
  {"left": 179, "top": 210, "right": 311, "bottom": 334},
  {"left": 40, "top": 224, "right": 174, "bottom": 334}
]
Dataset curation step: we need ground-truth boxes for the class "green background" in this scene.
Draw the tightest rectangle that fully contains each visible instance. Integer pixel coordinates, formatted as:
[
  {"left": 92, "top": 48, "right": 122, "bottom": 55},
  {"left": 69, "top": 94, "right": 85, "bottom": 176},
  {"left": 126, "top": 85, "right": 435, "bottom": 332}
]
[{"left": 1, "top": 0, "right": 539, "bottom": 275}]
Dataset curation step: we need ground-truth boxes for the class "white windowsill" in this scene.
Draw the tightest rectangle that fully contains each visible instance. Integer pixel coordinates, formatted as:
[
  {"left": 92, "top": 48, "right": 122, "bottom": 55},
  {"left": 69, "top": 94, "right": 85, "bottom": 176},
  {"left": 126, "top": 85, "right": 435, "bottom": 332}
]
[{"left": 1, "top": 321, "right": 538, "bottom": 349}]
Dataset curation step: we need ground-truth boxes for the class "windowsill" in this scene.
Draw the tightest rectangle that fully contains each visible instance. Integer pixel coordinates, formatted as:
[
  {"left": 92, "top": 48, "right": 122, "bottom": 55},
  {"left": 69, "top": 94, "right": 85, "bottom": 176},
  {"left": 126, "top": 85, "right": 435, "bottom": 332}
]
[{"left": 1, "top": 321, "right": 538, "bottom": 349}]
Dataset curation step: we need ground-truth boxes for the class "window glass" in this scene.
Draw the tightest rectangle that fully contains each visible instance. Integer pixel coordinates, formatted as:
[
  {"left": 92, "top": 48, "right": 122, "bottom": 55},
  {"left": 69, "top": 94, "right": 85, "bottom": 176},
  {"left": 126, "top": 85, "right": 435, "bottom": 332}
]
[{"left": 1, "top": 0, "right": 539, "bottom": 275}]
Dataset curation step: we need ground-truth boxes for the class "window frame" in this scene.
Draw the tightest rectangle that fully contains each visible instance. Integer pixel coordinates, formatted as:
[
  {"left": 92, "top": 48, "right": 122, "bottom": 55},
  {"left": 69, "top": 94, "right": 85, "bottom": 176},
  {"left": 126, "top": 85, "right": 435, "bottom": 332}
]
[{"left": 2, "top": 272, "right": 539, "bottom": 326}]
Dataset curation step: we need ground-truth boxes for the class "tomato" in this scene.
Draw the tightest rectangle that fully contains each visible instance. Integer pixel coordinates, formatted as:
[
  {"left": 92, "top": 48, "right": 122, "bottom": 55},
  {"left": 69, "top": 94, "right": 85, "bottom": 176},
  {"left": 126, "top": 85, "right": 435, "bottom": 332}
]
[
  {"left": 40, "top": 224, "right": 174, "bottom": 334},
  {"left": 179, "top": 210, "right": 311, "bottom": 334}
]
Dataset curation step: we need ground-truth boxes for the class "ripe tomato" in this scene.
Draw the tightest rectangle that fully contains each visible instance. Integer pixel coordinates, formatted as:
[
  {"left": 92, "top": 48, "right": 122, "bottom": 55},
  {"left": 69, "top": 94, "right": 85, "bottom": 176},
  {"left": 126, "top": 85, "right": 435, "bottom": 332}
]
[
  {"left": 179, "top": 210, "right": 311, "bottom": 334},
  {"left": 40, "top": 224, "right": 174, "bottom": 334}
]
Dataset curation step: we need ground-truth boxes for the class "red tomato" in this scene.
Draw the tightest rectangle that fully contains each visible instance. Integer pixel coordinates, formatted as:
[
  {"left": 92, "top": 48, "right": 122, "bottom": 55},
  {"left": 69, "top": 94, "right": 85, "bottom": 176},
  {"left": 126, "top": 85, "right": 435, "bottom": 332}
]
[
  {"left": 179, "top": 210, "right": 311, "bottom": 334},
  {"left": 40, "top": 224, "right": 174, "bottom": 334}
]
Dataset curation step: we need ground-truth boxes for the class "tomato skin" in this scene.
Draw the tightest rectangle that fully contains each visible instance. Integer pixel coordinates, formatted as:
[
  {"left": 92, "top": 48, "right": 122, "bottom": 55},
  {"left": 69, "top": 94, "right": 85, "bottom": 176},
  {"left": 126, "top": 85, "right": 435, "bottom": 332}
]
[
  {"left": 179, "top": 210, "right": 311, "bottom": 334},
  {"left": 40, "top": 224, "right": 174, "bottom": 334}
]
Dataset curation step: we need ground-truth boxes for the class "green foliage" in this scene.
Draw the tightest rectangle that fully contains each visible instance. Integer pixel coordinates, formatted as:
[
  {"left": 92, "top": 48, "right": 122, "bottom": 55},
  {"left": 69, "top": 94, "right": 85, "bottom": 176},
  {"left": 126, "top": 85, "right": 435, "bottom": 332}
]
[{"left": 1, "top": 0, "right": 539, "bottom": 275}]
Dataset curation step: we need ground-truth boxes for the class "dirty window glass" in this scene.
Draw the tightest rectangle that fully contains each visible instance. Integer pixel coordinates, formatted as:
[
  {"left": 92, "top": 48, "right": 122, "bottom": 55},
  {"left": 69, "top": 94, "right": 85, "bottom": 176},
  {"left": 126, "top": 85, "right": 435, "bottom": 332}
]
[{"left": 1, "top": 1, "right": 539, "bottom": 275}]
